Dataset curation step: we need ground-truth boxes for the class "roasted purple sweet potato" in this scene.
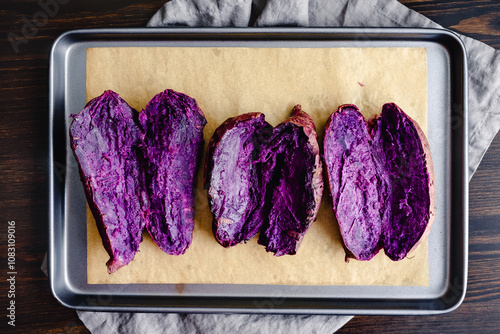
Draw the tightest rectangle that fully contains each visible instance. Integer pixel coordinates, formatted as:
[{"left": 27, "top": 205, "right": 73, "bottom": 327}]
[
  {"left": 139, "top": 89, "right": 207, "bottom": 255},
  {"left": 69, "top": 90, "right": 147, "bottom": 274},
  {"left": 371, "top": 103, "right": 435, "bottom": 261},
  {"left": 324, "top": 103, "right": 435, "bottom": 261},
  {"left": 205, "top": 113, "right": 272, "bottom": 247},
  {"left": 258, "top": 105, "right": 324, "bottom": 256},
  {"left": 323, "top": 105, "right": 383, "bottom": 261}
]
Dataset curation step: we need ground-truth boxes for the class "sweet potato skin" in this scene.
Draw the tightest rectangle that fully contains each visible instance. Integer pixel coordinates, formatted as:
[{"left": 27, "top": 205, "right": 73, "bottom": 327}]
[{"left": 69, "top": 90, "right": 147, "bottom": 273}]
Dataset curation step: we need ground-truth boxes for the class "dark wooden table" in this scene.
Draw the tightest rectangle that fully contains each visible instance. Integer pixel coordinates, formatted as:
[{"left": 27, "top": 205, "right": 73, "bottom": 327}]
[{"left": 1, "top": 1, "right": 499, "bottom": 333}]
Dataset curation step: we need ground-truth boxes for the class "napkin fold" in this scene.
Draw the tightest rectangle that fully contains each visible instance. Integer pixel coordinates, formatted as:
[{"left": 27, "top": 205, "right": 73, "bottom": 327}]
[
  {"left": 74, "top": 0, "right": 500, "bottom": 332},
  {"left": 77, "top": 311, "right": 351, "bottom": 334}
]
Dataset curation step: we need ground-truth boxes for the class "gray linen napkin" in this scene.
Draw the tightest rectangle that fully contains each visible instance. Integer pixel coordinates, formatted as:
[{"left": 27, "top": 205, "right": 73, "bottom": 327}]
[{"left": 69, "top": 0, "right": 500, "bottom": 333}]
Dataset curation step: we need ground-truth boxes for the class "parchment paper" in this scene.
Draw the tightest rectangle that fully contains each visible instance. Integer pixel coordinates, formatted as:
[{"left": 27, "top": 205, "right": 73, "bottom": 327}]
[{"left": 86, "top": 46, "right": 428, "bottom": 286}]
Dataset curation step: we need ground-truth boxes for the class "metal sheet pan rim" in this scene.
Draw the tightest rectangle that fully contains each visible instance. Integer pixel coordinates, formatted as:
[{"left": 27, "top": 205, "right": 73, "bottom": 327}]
[{"left": 49, "top": 27, "right": 468, "bottom": 315}]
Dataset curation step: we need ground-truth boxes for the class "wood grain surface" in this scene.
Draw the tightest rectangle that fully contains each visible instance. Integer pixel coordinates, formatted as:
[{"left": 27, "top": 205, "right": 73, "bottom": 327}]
[{"left": 0, "top": 0, "right": 499, "bottom": 333}]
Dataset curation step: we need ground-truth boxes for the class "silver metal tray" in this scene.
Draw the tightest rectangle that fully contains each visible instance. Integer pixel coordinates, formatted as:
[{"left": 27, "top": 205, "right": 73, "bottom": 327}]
[{"left": 48, "top": 28, "right": 468, "bottom": 315}]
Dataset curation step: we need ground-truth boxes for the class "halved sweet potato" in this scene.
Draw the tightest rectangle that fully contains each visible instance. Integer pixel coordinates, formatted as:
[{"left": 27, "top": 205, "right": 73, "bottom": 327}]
[
  {"left": 258, "top": 105, "right": 324, "bottom": 256},
  {"left": 324, "top": 103, "right": 434, "bottom": 261},
  {"left": 139, "top": 89, "right": 207, "bottom": 255},
  {"left": 205, "top": 113, "right": 272, "bottom": 247},
  {"left": 69, "top": 90, "right": 147, "bottom": 273},
  {"left": 371, "top": 103, "right": 435, "bottom": 261},
  {"left": 323, "top": 105, "right": 383, "bottom": 261}
]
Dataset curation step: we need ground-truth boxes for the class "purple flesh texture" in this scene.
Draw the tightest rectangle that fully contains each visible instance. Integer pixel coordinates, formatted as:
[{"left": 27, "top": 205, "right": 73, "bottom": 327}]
[
  {"left": 139, "top": 89, "right": 207, "bottom": 255},
  {"left": 372, "top": 103, "right": 433, "bottom": 261},
  {"left": 324, "top": 103, "right": 434, "bottom": 261},
  {"left": 258, "top": 105, "right": 323, "bottom": 256},
  {"left": 204, "top": 113, "right": 273, "bottom": 247},
  {"left": 69, "top": 90, "right": 147, "bottom": 274},
  {"left": 323, "top": 105, "right": 383, "bottom": 261}
]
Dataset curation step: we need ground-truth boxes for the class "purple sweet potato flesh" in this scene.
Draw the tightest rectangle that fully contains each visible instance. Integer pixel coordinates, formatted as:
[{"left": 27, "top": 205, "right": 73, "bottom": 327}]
[
  {"left": 323, "top": 105, "right": 383, "bottom": 261},
  {"left": 205, "top": 113, "right": 272, "bottom": 247},
  {"left": 372, "top": 103, "right": 433, "bottom": 261},
  {"left": 258, "top": 105, "right": 323, "bottom": 256},
  {"left": 69, "top": 90, "right": 147, "bottom": 273},
  {"left": 323, "top": 103, "right": 434, "bottom": 261},
  {"left": 139, "top": 89, "right": 206, "bottom": 255}
]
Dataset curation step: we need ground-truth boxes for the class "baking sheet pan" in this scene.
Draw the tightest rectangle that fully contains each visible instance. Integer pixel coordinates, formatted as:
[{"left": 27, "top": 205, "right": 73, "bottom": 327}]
[
  {"left": 49, "top": 28, "right": 468, "bottom": 314},
  {"left": 87, "top": 46, "right": 430, "bottom": 286}
]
